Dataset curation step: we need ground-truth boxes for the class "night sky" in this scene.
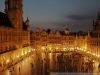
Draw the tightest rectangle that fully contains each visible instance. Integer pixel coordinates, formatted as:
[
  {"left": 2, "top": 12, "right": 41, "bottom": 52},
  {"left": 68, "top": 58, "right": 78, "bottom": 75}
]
[{"left": 0, "top": 0, "right": 100, "bottom": 31}]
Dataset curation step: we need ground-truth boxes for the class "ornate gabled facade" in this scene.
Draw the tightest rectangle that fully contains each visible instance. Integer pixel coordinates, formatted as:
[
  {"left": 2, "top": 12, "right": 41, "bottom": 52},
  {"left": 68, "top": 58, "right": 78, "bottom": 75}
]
[
  {"left": 89, "top": 12, "right": 100, "bottom": 56},
  {"left": 31, "top": 28, "right": 87, "bottom": 50},
  {"left": 0, "top": 0, "right": 30, "bottom": 54},
  {"left": 30, "top": 25, "right": 100, "bottom": 73},
  {"left": 31, "top": 12, "right": 100, "bottom": 59}
]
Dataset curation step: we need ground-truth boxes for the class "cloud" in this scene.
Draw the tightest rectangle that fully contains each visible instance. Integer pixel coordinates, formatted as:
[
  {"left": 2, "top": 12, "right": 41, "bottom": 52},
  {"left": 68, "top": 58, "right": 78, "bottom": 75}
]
[
  {"left": 67, "top": 14, "right": 94, "bottom": 21},
  {"left": 66, "top": 10, "right": 97, "bottom": 21},
  {"left": 52, "top": 23, "right": 67, "bottom": 27}
]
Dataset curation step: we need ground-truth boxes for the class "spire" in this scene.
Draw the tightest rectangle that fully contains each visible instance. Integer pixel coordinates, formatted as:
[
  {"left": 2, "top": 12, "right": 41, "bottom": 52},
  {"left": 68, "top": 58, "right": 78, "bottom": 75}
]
[
  {"left": 26, "top": 17, "right": 29, "bottom": 22},
  {"left": 26, "top": 17, "right": 30, "bottom": 25},
  {"left": 87, "top": 31, "right": 90, "bottom": 37},
  {"left": 25, "top": 17, "right": 30, "bottom": 31},
  {"left": 5, "top": 0, "right": 8, "bottom": 12},
  {"left": 93, "top": 19, "right": 95, "bottom": 30},
  {"left": 93, "top": 19, "right": 94, "bottom": 26},
  {"left": 97, "top": 12, "right": 100, "bottom": 20},
  {"left": 98, "top": 12, "right": 100, "bottom": 17}
]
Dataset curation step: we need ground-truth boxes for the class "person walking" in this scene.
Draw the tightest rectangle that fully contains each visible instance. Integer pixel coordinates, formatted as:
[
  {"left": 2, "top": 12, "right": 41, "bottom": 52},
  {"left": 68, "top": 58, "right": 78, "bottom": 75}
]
[
  {"left": 19, "top": 67, "right": 20, "bottom": 75},
  {"left": 98, "top": 64, "right": 100, "bottom": 73}
]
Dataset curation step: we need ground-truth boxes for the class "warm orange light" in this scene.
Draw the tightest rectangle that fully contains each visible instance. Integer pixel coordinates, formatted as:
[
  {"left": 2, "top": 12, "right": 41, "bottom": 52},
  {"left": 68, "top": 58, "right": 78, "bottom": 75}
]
[
  {"left": 21, "top": 53, "right": 24, "bottom": 56},
  {"left": 93, "top": 53, "right": 95, "bottom": 56},
  {"left": 87, "top": 51, "right": 89, "bottom": 53},
  {"left": 98, "top": 55, "right": 100, "bottom": 57},
  {"left": 56, "top": 47, "right": 58, "bottom": 50},
  {"left": 6, "top": 59, "right": 10, "bottom": 63},
  {"left": 17, "top": 55, "right": 19, "bottom": 58},
  {"left": 63, "top": 48, "right": 66, "bottom": 51},
  {"left": 41, "top": 47, "right": 45, "bottom": 50}
]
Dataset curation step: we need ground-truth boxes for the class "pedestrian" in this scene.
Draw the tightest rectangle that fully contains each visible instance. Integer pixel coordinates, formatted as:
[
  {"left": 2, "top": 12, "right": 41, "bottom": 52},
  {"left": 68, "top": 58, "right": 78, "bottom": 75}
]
[
  {"left": 19, "top": 67, "right": 20, "bottom": 73},
  {"left": 98, "top": 64, "right": 100, "bottom": 73},
  {"left": 13, "top": 67, "right": 14, "bottom": 71}
]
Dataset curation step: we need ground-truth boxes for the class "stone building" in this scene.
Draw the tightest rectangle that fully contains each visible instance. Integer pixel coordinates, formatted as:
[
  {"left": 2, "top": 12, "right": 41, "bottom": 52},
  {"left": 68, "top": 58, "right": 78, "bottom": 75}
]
[
  {"left": 30, "top": 12, "right": 100, "bottom": 57},
  {"left": 0, "top": 0, "right": 30, "bottom": 67}
]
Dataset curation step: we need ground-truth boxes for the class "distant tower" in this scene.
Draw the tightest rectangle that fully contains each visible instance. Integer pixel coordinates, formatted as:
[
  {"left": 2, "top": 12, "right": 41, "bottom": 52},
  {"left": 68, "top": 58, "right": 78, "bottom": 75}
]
[
  {"left": 25, "top": 17, "right": 30, "bottom": 31},
  {"left": 5, "top": 0, "right": 23, "bottom": 30},
  {"left": 93, "top": 19, "right": 95, "bottom": 31},
  {"left": 93, "top": 12, "right": 100, "bottom": 32},
  {"left": 96, "top": 12, "right": 100, "bottom": 25},
  {"left": 64, "top": 28, "right": 70, "bottom": 34},
  {"left": 98, "top": 12, "right": 100, "bottom": 19}
]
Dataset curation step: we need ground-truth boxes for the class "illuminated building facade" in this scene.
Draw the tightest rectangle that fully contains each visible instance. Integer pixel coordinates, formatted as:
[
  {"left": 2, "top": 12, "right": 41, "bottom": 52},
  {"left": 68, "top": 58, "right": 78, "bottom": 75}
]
[
  {"left": 0, "top": 0, "right": 31, "bottom": 67},
  {"left": 30, "top": 14, "right": 100, "bottom": 72},
  {"left": 31, "top": 12, "right": 100, "bottom": 58},
  {"left": 31, "top": 28, "right": 87, "bottom": 50}
]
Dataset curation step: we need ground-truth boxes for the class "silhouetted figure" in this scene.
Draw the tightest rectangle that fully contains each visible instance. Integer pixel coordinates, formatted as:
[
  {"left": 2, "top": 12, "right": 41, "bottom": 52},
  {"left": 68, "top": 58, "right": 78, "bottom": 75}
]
[{"left": 19, "top": 67, "right": 20, "bottom": 74}]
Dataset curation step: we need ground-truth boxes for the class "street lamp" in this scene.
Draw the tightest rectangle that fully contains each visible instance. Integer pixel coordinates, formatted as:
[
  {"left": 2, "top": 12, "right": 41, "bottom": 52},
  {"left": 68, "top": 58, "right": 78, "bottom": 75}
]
[
  {"left": 28, "top": 50, "right": 30, "bottom": 53},
  {"left": 17, "top": 55, "right": 19, "bottom": 58},
  {"left": 6, "top": 59, "right": 10, "bottom": 64},
  {"left": 56, "top": 47, "right": 58, "bottom": 50},
  {"left": 21, "top": 53, "right": 24, "bottom": 56},
  {"left": 63, "top": 48, "right": 66, "bottom": 51},
  {"left": 97, "top": 55, "right": 100, "bottom": 58},
  {"left": 42, "top": 47, "right": 45, "bottom": 52},
  {"left": 32, "top": 49, "right": 35, "bottom": 51},
  {"left": 87, "top": 51, "right": 89, "bottom": 54},
  {"left": 93, "top": 53, "right": 95, "bottom": 56}
]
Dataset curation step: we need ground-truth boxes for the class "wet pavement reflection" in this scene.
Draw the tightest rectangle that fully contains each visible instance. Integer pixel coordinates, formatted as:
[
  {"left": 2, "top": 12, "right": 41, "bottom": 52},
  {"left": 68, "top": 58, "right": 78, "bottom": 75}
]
[{"left": 1, "top": 51, "right": 100, "bottom": 75}]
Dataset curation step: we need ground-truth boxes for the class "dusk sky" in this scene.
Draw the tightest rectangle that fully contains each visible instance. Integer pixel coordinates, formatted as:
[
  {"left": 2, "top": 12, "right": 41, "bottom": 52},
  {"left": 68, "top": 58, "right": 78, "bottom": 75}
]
[{"left": 0, "top": 0, "right": 100, "bottom": 31}]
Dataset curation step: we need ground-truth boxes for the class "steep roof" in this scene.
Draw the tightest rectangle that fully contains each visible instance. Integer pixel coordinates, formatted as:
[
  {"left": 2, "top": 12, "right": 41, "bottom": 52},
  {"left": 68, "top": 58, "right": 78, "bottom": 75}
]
[{"left": 0, "top": 12, "right": 13, "bottom": 27}]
